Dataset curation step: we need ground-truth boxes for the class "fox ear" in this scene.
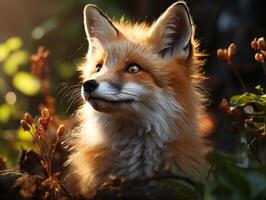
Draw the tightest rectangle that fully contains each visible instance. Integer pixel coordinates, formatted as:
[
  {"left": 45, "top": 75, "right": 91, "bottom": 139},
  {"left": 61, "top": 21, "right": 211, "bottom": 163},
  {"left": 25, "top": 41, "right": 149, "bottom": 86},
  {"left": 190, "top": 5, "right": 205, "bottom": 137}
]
[
  {"left": 84, "top": 4, "right": 119, "bottom": 52},
  {"left": 149, "top": 2, "right": 193, "bottom": 59}
]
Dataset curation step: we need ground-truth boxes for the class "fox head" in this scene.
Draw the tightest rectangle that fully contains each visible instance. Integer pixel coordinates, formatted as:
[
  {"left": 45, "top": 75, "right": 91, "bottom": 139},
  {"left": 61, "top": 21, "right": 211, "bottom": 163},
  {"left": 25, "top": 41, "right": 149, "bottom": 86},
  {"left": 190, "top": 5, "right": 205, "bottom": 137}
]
[{"left": 80, "top": 1, "right": 204, "bottom": 123}]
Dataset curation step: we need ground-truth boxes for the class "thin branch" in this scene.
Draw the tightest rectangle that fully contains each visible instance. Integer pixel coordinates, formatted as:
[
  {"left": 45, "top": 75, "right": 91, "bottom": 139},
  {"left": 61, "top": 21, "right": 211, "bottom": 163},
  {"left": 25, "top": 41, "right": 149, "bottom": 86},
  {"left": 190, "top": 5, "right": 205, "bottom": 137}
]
[
  {"left": 206, "top": 165, "right": 214, "bottom": 180},
  {"left": 248, "top": 139, "right": 263, "bottom": 167},
  {"left": 228, "top": 61, "right": 247, "bottom": 92}
]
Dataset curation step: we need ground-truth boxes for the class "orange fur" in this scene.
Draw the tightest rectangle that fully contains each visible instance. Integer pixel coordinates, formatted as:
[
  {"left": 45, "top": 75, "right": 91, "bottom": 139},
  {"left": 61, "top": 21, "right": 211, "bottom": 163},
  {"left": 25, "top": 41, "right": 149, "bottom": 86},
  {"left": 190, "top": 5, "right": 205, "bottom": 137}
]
[{"left": 66, "top": 1, "right": 207, "bottom": 197}]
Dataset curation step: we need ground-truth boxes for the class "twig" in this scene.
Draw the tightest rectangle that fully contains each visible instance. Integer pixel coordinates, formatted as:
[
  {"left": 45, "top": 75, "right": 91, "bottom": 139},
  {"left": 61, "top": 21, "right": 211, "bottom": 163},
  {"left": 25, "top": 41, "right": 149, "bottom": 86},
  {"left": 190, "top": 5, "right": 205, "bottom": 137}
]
[
  {"left": 228, "top": 61, "right": 247, "bottom": 92},
  {"left": 206, "top": 165, "right": 214, "bottom": 180},
  {"left": 60, "top": 183, "right": 74, "bottom": 199},
  {"left": 248, "top": 138, "right": 263, "bottom": 167}
]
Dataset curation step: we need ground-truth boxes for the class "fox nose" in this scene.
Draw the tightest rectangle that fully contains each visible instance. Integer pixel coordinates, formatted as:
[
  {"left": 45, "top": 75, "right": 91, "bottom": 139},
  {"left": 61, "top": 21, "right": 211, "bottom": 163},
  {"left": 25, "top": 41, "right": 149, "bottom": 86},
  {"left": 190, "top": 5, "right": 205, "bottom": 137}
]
[{"left": 83, "top": 80, "right": 99, "bottom": 93}]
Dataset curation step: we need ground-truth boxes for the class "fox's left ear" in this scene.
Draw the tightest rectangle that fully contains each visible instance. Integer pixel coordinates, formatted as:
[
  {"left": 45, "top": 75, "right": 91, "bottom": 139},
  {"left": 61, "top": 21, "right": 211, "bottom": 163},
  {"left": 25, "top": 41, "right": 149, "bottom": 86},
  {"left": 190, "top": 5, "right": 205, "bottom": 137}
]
[
  {"left": 149, "top": 2, "right": 193, "bottom": 59},
  {"left": 84, "top": 4, "right": 120, "bottom": 52}
]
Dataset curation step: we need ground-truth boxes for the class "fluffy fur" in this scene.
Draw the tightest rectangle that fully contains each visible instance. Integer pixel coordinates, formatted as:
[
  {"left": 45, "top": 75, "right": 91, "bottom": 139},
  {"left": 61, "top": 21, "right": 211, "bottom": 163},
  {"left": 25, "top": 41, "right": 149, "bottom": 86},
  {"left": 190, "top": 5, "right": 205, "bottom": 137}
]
[{"left": 65, "top": 1, "right": 207, "bottom": 196}]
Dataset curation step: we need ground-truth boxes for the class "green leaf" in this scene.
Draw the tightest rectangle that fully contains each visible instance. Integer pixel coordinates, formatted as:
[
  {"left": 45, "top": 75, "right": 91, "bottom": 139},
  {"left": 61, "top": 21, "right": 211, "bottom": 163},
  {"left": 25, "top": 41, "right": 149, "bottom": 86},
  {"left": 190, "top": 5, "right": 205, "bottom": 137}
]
[
  {"left": 3, "top": 50, "right": 29, "bottom": 75},
  {"left": 205, "top": 152, "right": 251, "bottom": 199},
  {"left": 16, "top": 127, "right": 33, "bottom": 142},
  {"left": 0, "top": 103, "right": 13, "bottom": 123},
  {"left": 230, "top": 93, "right": 265, "bottom": 107},
  {"left": 244, "top": 171, "right": 266, "bottom": 199},
  {"left": 0, "top": 44, "right": 9, "bottom": 62},
  {"left": 5, "top": 37, "right": 23, "bottom": 51},
  {"left": 12, "top": 71, "right": 41, "bottom": 96}
]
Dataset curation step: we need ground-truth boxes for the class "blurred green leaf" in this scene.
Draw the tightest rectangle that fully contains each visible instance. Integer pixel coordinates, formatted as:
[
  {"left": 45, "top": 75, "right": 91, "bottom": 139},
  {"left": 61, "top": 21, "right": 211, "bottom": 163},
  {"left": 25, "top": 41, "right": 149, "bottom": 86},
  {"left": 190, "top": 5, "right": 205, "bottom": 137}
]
[
  {"left": 12, "top": 71, "right": 41, "bottom": 96},
  {"left": 17, "top": 127, "right": 33, "bottom": 142},
  {"left": 3, "top": 50, "right": 29, "bottom": 75},
  {"left": 5, "top": 37, "right": 23, "bottom": 52},
  {"left": 0, "top": 139, "right": 15, "bottom": 168},
  {"left": 0, "top": 103, "right": 13, "bottom": 123},
  {"left": 202, "top": 152, "right": 266, "bottom": 200},
  {"left": 0, "top": 44, "right": 9, "bottom": 62},
  {"left": 0, "top": 37, "right": 23, "bottom": 62},
  {"left": 244, "top": 171, "right": 266, "bottom": 199}
]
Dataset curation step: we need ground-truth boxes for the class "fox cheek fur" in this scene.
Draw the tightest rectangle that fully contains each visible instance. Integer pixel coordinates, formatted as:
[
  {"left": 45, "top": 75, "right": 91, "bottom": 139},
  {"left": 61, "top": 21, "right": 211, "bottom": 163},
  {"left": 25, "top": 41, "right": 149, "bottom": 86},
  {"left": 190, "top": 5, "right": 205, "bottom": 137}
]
[{"left": 65, "top": 1, "right": 207, "bottom": 196}]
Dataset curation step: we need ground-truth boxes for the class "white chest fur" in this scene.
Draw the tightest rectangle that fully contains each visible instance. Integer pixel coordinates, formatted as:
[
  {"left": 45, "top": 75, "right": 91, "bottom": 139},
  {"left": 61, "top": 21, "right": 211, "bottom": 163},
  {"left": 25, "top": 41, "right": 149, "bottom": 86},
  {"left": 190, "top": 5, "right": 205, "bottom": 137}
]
[{"left": 111, "top": 128, "right": 165, "bottom": 179}]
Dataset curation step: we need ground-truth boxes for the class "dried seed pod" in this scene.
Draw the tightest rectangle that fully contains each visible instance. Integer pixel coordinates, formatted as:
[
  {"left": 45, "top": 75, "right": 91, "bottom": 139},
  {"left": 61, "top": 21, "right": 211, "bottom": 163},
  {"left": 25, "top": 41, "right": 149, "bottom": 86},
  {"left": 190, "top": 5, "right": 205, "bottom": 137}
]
[
  {"left": 228, "top": 43, "right": 237, "bottom": 58},
  {"left": 257, "top": 37, "right": 266, "bottom": 51},
  {"left": 251, "top": 38, "right": 258, "bottom": 49},
  {"left": 255, "top": 53, "right": 265, "bottom": 63},
  {"left": 24, "top": 113, "right": 33, "bottom": 124},
  {"left": 36, "top": 126, "right": 44, "bottom": 137},
  {"left": 38, "top": 118, "right": 44, "bottom": 126},
  {"left": 217, "top": 49, "right": 224, "bottom": 59},
  {"left": 38, "top": 117, "right": 50, "bottom": 130},
  {"left": 31, "top": 46, "right": 50, "bottom": 80},
  {"left": 223, "top": 49, "right": 228, "bottom": 59},
  {"left": 41, "top": 108, "right": 50, "bottom": 118},
  {"left": 20, "top": 120, "right": 30, "bottom": 131},
  {"left": 56, "top": 125, "right": 65, "bottom": 138}
]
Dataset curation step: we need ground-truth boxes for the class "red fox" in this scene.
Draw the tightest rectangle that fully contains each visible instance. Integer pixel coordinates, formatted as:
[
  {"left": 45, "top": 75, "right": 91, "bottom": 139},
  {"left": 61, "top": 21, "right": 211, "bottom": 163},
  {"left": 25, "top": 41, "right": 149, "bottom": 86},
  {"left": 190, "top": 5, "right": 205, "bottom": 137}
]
[{"left": 66, "top": 1, "right": 206, "bottom": 196}]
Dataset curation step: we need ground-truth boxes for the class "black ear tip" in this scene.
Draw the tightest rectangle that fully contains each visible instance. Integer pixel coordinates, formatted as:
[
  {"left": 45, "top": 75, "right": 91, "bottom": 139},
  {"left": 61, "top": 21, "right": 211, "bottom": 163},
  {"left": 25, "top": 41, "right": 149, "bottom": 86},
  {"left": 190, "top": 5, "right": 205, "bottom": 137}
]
[
  {"left": 171, "top": 1, "right": 192, "bottom": 26},
  {"left": 171, "top": 1, "right": 190, "bottom": 14},
  {"left": 83, "top": 4, "right": 102, "bottom": 16},
  {"left": 84, "top": 4, "right": 98, "bottom": 10},
  {"left": 173, "top": 1, "right": 189, "bottom": 8}
]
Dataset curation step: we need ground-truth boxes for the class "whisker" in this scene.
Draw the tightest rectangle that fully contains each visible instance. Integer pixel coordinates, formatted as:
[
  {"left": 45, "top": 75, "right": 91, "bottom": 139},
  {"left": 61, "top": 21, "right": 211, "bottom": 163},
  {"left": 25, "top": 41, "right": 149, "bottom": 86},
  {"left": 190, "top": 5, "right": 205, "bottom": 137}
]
[
  {"left": 65, "top": 92, "right": 83, "bottom": 114},
  {"left": 56, "top": 82, "right": 82, "bottom": 114}
]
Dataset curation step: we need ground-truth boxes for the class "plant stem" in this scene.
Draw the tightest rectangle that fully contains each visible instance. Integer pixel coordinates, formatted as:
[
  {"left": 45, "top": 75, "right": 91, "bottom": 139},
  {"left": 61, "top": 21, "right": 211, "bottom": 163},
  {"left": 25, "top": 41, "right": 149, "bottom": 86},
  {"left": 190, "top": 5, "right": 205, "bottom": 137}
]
[
  {"left": 60, "top": 183, "right": 74, "bottom": 198},
  {"left": 206, "top": 165, "right": 213, "bottom": 180},
  {"left": 48, "top": 138, "right": 59, "bottom": 178},
  {"left": 249, "top": 140, "right": 263, "bottom": 167},
  {"left": 228, "top": 61, "right": 247, "bottom": 92}
]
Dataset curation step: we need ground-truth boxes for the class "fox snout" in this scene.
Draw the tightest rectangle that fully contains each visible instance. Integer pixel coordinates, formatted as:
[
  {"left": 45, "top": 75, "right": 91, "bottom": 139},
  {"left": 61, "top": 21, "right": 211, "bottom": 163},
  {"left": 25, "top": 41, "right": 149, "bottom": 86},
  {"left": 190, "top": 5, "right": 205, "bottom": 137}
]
[
  {"left": 83, "top": 80, "right": 99, "bottom": 94},
  {"left": 81, "top": 78, "right": 148, "bottom": 113}
]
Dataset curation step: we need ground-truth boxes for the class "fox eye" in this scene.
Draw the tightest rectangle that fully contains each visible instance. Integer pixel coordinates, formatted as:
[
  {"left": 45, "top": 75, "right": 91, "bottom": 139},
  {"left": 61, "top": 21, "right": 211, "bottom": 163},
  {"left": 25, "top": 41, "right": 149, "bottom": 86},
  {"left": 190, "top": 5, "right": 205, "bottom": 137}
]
[
  {"left": 95, "top": 64, "right": 102, "bottom": 73},
  {"left": 126, "top": 64, "right": 140, "bottom": 73}
]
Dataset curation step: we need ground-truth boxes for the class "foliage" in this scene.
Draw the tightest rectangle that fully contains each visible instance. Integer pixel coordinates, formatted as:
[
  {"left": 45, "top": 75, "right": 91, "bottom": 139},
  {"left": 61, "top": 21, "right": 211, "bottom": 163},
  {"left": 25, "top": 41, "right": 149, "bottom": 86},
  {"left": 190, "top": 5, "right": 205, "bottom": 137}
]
[
  {"left": 0, "top": 37, "right": 38, "bottom": 166},
  {"left": 160, "top": 39, "right": 266, "bottom": 200},
  {"left": 155, "top": 152, "right": 266, "bottom": 200}
]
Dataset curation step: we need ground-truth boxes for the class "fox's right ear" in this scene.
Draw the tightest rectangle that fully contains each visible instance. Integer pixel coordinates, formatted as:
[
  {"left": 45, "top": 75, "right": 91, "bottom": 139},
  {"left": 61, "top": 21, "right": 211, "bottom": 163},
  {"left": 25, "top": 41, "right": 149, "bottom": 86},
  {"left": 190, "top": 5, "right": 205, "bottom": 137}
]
[
  {"left": 149, "top": 2, "right": 193, "bottom": 59},
  {"left": 84, "top": 4, "right": 119, "bottom": 52}
]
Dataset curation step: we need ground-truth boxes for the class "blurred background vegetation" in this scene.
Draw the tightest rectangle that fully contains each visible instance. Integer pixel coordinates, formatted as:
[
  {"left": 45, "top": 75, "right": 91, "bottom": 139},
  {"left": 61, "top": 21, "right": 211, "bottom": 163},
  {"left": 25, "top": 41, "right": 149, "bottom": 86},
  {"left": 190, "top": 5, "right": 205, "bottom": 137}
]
[{"left": 0, "top": 0, "right": 265, "bottom": 167}]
